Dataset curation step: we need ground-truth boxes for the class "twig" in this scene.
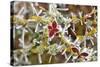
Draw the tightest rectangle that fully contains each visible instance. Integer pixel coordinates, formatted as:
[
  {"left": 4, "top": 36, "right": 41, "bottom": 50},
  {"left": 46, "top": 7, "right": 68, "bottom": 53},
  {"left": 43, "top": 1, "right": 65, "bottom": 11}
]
[
  {"left": 30, "top": 3, "right": 38, "bottom": 16},
  {"left": 64, "top": 53, "right": 67, "bottom": 59},
  {"left": 22, "top": 28, "right": 25, "bottom": 48},
  {"left": 17, "top": 7, "right": 24, "bottom": 15},
  {"left": 90, "top": 39, "right": 94, "bottom": 46},
  {"left": 13, "top": 25, "right": 16, "bottom": 39},
  {"left": 84, "top": 37, "right": 86, "bottom": 48},
  {"left": 62, "top": 49, "right": 67, "bottom": 55},
  {"left": 35, "top": 23, "right": 39, "bottom": 32},
  {"left": 57, "top": 8, "right": 69, "bottom": 11},
  {"left": 64, "top": 54, "right": 73, "bottom": 63},
  {"left": 49, "top": 55, "right": 53, "bottom": 63},
  {"left": 37, "top": 9, "right": 43, "bottom": 16},
  {"left": 38, "top": 54, "right": 42, "bottom": 64}
]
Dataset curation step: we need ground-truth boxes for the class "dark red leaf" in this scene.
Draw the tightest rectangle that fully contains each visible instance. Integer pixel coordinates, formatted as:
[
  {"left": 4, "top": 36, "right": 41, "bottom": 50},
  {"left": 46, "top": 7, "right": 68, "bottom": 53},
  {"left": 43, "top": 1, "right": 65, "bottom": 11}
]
[
  {"left": 48, "top": 25, "right": 52, "bottom": 29},
  {"left": 80, "top": 52, "right": 88, "bottom": 57},
  {"left": 48, "top": 21, "right": 59, "bottom": 37},
  {"left": 52, "top": 21, "right": 57, "bottom": 28},
  {"left": 55, "top": 33, "right": 59, "bottom": 36},
  {"left": 53, "top": 28, "right": 59, "bottom": 32},
  {"left": 49, "top": 31, "right": 54, "bottom": 37},
  {"left": 71, "top": 47, "right": 79, "bottom": 54}
]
